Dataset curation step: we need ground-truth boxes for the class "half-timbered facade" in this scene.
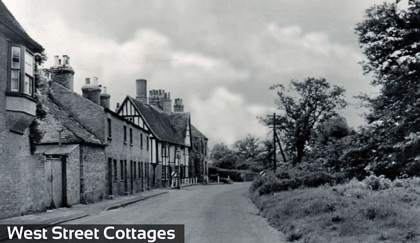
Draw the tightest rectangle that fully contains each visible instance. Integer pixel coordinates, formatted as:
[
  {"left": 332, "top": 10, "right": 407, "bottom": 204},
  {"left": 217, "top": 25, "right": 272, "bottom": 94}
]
[{"left": 117, "top": 96, "right": 192, "bottom": 188}]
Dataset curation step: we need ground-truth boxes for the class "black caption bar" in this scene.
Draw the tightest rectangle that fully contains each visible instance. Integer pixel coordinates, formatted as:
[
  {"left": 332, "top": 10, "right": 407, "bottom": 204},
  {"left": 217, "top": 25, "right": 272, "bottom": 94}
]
[{"left": 0, "top": 225, "right": 184, "bottom": 243}]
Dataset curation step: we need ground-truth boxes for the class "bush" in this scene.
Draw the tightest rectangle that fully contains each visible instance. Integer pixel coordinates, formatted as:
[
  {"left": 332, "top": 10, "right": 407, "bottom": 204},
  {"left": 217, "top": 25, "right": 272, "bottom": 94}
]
[
  {"left": 251, "top": 170, "right": 344, "bottom": 195},
  {"left": 363, "top": 174, "right": 392, "bottom": 191}
]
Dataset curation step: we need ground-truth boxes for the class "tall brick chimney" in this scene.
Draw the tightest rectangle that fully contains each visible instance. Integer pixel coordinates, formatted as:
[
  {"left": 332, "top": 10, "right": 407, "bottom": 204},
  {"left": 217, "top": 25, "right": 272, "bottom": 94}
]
[
  {"left": 174, "top": 98, "right": 184, "bottom": 112},
  {"left": 82, "top": 77, "right": 101, "bottom": 104},
  {"left": 50, "top": 55, "right": 75, "bottom": 91},
  {"left": 136, "top": 79, "right": 147, "bottom": 103},
  {"left": 100, "top": 86, "right": 111, "bottom": 109},
  {"left": 149, "top": 89, "right": 172, "bottom": 112}
]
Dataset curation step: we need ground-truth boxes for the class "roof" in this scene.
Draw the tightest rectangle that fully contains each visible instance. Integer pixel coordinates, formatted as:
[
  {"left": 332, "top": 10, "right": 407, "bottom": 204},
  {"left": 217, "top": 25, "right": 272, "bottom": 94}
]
[
  {"left": 0, "top": 0, "right": 43, "bottom": 51},
  {"left": 191, "top": 124, "right": 208, "bottom": 140},
  {"left": 36, "top": 98, "right": 103, "bottom": 146},
  {"left": 128, "top": 96, "right": 190, "bottom": 146},
  {"left": 36, "top": 144, "right": 79, "bottom": 155}
]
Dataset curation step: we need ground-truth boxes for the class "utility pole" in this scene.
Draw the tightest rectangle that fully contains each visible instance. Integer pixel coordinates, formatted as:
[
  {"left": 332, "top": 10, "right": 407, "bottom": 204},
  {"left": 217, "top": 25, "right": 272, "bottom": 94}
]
[{"left": 273, "top": 113, "right": 276, "bottom": 172}]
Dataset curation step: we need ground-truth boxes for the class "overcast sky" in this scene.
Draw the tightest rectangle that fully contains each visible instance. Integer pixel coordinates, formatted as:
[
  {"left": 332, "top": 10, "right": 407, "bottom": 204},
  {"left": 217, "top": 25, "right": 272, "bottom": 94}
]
[{"left": 5, "top": 0, "right": 391, "bottom": 147}]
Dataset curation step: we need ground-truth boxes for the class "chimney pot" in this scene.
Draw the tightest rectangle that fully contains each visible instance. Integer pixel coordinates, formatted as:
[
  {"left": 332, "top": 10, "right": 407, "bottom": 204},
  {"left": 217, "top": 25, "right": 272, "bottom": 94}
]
[
  {"left": 54, "top": 55, "right": 59, "bottom": 66},
  {"left": 63, "top": 55, "right": 69, "bottom": 65},
  {"left": 85, "top": 78, "right": 91, "bottom": 84}
]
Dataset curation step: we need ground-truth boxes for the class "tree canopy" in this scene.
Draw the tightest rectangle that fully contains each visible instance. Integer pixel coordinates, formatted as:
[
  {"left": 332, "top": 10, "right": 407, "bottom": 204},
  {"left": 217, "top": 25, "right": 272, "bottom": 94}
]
[
  {"left": 268, "top": 77, "right": 346, "bottom": 164},
  {"left": 355, "top": 1, "right": 420, "bottom": 176}
]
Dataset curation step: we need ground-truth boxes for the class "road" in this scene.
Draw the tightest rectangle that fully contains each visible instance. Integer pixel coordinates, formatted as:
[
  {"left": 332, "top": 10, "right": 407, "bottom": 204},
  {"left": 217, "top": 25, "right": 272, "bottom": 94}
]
[{"left": 69, "top": 182, "right": 284, "bottom": 243}]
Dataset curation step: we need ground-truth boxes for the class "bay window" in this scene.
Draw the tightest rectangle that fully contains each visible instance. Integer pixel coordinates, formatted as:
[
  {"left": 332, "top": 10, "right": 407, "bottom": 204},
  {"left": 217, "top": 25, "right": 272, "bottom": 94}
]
[{"left": 8, "top": 45, "right": 35, "bottom": 96}]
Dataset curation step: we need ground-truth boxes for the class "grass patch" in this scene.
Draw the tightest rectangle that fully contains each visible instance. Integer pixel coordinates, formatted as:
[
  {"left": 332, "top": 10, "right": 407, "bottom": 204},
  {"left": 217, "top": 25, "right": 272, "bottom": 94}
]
[{"left": 251, "top": 177, "right": 420, "bottom": 242}]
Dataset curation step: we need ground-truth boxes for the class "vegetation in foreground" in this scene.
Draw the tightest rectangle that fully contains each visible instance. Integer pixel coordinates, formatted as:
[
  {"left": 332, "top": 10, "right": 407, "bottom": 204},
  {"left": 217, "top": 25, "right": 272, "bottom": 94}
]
[{"left": 250, "top": 174, "right": 420, "bottom": 243}]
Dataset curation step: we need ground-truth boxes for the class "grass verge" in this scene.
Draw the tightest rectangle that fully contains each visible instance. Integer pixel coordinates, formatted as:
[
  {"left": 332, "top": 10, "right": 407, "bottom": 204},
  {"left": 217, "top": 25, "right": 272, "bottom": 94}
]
[{"left": 251, "top": 177, "right": 420, "bottom": 242}]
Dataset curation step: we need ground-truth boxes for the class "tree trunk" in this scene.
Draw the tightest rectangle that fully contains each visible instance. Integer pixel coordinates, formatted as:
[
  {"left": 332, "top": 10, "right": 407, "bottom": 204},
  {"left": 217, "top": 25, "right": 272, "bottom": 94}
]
[{"left": 294, "top": 139, "right": 305, "bottom": 165}]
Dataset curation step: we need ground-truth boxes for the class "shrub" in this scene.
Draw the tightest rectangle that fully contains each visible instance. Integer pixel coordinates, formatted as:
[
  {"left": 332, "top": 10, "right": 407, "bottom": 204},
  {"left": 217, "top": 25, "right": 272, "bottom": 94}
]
[{"left": 363, "top": 174, "right": 392, "bottom": 190}]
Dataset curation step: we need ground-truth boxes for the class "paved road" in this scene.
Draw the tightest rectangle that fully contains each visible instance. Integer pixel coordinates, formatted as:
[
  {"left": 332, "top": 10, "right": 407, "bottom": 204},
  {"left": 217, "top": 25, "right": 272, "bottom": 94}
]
[{"left": 70, "top": 183, "right": 284, "bottom": 243}]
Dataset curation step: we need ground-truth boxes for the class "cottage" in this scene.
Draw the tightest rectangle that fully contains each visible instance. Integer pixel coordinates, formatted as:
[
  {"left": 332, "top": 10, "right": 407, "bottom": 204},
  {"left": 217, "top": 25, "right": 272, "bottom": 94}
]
[{"left": 0, "top": 0, "right": 209, "bottom": 219}]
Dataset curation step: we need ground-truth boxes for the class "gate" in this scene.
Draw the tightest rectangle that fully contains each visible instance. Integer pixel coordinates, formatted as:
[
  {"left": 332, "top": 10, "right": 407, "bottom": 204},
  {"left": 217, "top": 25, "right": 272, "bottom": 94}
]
[{"left": 45, "top": 158, "right": 62, "bottom": 208}]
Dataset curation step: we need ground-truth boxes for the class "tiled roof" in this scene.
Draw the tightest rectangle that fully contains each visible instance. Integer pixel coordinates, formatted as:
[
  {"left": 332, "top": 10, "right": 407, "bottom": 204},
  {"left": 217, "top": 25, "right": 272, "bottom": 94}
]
[
  {"left": 37, "top": 98, "right": 103, "bottom": 145},
  {"left": 191, "top": 124, "right": 208, "bottom": 140},
  {"left": 129, "top": 96, "right": 190, "bottom": 146},
  {"left": 0, "top": 0, "right": 43, "bottom": 51}
]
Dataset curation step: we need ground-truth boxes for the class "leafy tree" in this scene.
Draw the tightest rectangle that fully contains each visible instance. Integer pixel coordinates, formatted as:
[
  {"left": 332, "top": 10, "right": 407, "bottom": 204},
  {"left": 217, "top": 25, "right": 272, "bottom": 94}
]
[
  {"left": 210, "top": 143, "right": 238, "bottom": 169},
  {"left": 314, "top": 115, "right": 351, "bottom": 145},
  {"left": 355, "top": 1, "right": 420, "bottom": 176},
  {"left": 233, "top": 134, "right": 262, "bottom": 161},
  {"left": 267, "top": 78, "right": 346, "bottom": 164}
]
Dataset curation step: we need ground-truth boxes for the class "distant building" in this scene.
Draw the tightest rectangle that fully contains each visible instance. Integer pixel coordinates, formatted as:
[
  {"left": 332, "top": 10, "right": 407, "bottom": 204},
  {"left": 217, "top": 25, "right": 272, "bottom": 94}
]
[{"left": 117, "top": 80, "right": 193, "bottom": 188}]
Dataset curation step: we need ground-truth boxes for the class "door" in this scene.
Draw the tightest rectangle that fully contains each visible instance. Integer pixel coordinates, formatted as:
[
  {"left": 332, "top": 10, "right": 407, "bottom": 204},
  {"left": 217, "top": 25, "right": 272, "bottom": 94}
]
[
  {"left": 108, "top": 158, "right": 113, "bottom": 196},
  {"left": 130, "top": 161, "right": 134, "bottom": 193},
  {"left": 45, "top": 158, "right": 62, "bottom": 209}
]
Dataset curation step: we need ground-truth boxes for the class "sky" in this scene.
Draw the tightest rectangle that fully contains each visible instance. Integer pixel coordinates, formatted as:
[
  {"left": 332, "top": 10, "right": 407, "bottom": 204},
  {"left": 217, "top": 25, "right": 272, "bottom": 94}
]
[{"left": 4, "top": 0, "right": 392, "bottom": 147}]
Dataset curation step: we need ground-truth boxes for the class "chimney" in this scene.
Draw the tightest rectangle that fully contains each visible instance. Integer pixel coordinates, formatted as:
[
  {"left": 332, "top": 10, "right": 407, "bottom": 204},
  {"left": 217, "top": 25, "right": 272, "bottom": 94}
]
[
  {"left": 100, "top": 86, "right": 111, "bottom": 109},
  {"left": 50, "top": 55, "right": 75, "bottom": 91},
  {"left": 174, "top": 98, "right": 184, "bottom": 112},
  {"left": 54, "top": 55, "right": 59, "bottom": 66},
  {"left": 136, "top": 79, "right": 147, "bottom": 103},
  {"left": 149, "top": 89, "right": 172, "bottom": 112},
  {"left": 82, "top": 77, "right": 101, "bottom": 104}
]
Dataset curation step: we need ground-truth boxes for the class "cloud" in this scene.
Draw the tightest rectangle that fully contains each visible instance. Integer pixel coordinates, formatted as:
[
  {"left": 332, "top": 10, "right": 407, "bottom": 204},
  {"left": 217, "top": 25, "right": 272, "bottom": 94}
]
[
  {"left": 189, "top": 87, "right": 273, "bottom": 146},
  {"left": 3, "top": 0, "right": 388, "bottom": 146}
]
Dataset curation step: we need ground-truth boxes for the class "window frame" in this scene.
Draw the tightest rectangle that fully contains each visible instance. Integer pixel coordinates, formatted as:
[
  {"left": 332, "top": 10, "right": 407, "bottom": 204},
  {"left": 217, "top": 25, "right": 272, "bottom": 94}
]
[{"left": 8, "top": 45, "right": 35, "bottom": 97}]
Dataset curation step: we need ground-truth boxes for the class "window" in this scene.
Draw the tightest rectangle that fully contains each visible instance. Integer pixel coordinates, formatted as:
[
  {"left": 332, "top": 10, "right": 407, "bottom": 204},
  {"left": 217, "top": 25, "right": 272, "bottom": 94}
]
[
  {"left": 113, "top": 160, "right": 117, "bottom": 180},
  {"left": 134, "top": 162, "right": 137, "bottom": 179},
  {"left": 8, "top": 46, "right": 35, "bottom": 96},
  {"left": 10, "top": 47, "right": 21, "bottom": 92},
  {"left": 24, "top": 51, "right": 34, "bottom": 95},
  {"left": 147, "top": 136, "right": 149, "bottom": 151},
  {"left": 140, "top": 133, "right": 143, "bottom": 149},
  {"left": 138, "top": 162, "right": 141, "bottom": 179},
  {"left": 120, "top": 160, "right": 124, "bottom": 180},
  {"left": 129, "top": 128, "right": 133, "bottom": 145},
  {"left": 123, "top": 126, "right": 127, "bottom": 143},
  {"left": 107, "top": 118, "right": 112, "bottom": 138}
]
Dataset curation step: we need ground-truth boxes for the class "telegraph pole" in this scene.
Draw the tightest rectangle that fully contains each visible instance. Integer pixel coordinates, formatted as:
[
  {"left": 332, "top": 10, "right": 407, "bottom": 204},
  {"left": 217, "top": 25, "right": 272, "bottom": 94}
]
[{"left": 273, "top": 113, "right": 276, "bottom": 172}]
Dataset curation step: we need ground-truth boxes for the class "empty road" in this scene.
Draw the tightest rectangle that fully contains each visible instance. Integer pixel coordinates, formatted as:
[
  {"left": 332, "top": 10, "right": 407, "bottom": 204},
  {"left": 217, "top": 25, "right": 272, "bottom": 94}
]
[{"left": 69, "top": 183, "right": 284, "bottom": 243}]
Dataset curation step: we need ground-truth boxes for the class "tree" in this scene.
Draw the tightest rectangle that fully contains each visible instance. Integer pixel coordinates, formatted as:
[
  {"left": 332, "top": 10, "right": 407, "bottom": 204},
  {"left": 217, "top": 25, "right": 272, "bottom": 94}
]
[
  {"left": 210, "top": 143, "right": 238, "bottom": 169},
  {"left": 233, "top": 134, "right": 262, "bottom": 161},
  {"left": 268, "top": 78, "right": 346, "bottom": 164},
  {"left": 355, "top": 1, "right": 420, "bottom": 176}
]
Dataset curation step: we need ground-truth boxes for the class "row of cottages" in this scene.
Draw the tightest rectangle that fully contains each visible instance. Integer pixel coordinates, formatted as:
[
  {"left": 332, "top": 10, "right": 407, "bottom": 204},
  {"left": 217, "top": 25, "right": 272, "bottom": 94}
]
[{"left": 0, "top": 0, "right": 208, "bottom": 219}]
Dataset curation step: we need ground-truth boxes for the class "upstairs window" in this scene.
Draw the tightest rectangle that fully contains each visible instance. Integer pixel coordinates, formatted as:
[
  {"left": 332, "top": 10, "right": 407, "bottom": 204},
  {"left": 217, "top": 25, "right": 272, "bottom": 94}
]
[
  {"left": 10, "top": 47, "right": 21, "bottom": 92},
  {"left": 123, "top": 126, "right": 127, "bottom": 144},
  {"left": 24, "top": 51, "right": 34, "bottom": 95},
  {"left": 107, "top": 118, "right": 112, "bottom": 138},
  {"left": 129, "top": 128, "right": 133, "bottom": 145},
  {"left": 140, "top": 133, "right": 143, "bottom": 149},
  {"left": 9, "top": 46, "right": 35, "bottom": 96}
]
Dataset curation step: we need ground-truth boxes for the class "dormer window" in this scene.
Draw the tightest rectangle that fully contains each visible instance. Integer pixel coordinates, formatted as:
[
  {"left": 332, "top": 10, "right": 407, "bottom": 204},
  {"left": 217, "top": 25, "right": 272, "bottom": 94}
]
[{"left": 8, "top": 45, "right": 35, "bottom": 96}]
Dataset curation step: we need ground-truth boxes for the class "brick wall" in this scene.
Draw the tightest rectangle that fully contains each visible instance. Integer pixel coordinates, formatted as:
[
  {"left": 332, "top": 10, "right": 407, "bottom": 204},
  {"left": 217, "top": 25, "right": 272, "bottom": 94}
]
[
  {"left": 0, "top": 33, "right": 49, "bottom": 219},
  {"left": 105, "top": 112, "right": 151, "bottom": 196},
  {"left": 66, "top": 146, "right": 81, "bottom": 205},
  {"left": 80, "top": 145, "right": 106, "bottom": 203}
]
